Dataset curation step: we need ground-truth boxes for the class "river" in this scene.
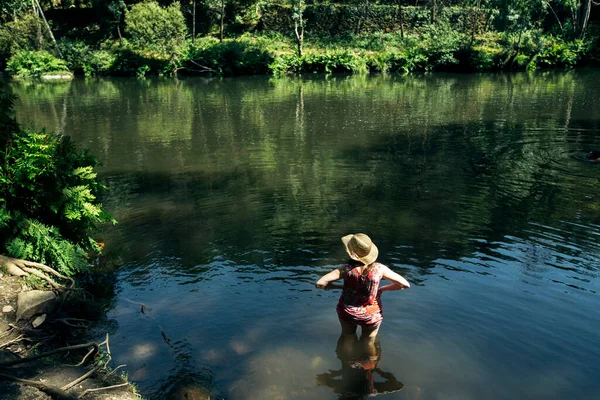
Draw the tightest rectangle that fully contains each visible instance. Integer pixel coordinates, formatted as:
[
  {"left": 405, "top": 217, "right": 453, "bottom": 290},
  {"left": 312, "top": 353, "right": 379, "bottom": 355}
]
[{"left": 11, "top": 71, "right": 600, "bottom": 400}]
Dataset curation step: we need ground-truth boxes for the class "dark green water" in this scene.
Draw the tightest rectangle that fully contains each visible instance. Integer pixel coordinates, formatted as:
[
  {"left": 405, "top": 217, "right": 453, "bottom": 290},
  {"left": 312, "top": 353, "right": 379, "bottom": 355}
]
[{"left": 11, "top": 72, "right": 600, "bottom": 400}]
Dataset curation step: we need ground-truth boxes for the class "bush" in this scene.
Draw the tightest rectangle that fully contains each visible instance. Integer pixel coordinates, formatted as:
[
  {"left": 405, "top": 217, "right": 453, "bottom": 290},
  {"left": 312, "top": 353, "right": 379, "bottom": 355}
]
[
  {"left": 535, "top": 37, "right": 587, "bottom": 68},
  {"left": 6, "top": 50, "right": 70, "bottom": 78},
  {"left": 58, "top": 38, "right": 116, "bottom": 76},
  {"left": 0, "top": 85, "right": 115, "bottom": 276},
  {"left": 0, "top": 15, "right": 41, "bottom": 65},
  {"left": 182, "top": 36, "right": 274, "bottom": 75},
  {"left": 125, "top": 1, "right": 187, "bottom": 53}
]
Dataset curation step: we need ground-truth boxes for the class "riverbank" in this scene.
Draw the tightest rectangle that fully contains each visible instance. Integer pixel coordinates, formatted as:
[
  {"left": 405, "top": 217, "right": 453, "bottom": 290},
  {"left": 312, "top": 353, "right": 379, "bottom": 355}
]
[
  {"left": 2, "top": 2, "right": 598, "bottom": 79},
  {"left": 0, "top": 273, "right": 139, "bottom": 400},
  {"left": 5, "top": 31, "right": 596, "bottom": 80}
]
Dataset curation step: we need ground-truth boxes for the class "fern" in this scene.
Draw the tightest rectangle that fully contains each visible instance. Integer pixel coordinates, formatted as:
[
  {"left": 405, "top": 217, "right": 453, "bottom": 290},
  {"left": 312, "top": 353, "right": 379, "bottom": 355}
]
[
  {"left": 0, "top": 82, "right": 116, "bottom": 276},
  {"left": 6, "top": 218, "right": 88, "bottom": 276}
]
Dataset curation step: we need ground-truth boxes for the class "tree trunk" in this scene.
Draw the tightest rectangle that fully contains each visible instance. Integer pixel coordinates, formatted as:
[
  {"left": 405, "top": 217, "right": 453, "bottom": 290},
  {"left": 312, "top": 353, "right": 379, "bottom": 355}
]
[
  {"left": 32, "top": 0, "right": 42, "bottom": 50},
  {"left": 356, "top": 0, "right": 369, "bottom": 35},
  {"left": 578, "top": 0, "right": 592, "bottom": 39},
  {"left": 470, "top": 0, "right": 481, "bottom": 44},
  {"left": 220, "top": 0, "right": 225, "bottom": 42},
  {"left": 294, "top": 19, "right": 303, "bottom": 57},
  {"left": 192, "top": 0, "right": 196, "bottom": 44},
  {"left": 546, "top": 1, "right": 564, "bottom": 35},
  {"left": 431, "top": 0, "right": 436, "bottom": 25},
  {"left": 34, "top": 0, "right": 63, "bottom": 58},
  {"left": 398, "top": 1, "right": 404, "bottom": 39}
]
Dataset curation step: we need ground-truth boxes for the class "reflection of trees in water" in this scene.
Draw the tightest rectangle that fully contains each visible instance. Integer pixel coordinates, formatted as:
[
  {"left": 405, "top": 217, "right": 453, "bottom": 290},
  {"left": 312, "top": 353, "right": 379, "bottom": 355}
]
[
  {"left": 317, "top": 335, "right": 404, "bottom": 399},
  {"left": 11, "top": 72, "right": 600, "bottom": 273}
]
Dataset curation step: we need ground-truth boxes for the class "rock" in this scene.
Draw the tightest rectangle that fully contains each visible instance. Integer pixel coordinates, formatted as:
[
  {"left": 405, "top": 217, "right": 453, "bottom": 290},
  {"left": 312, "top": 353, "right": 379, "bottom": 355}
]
[
  {"left": 166, "top": 384, "right": 211, "bottom": 400},
  {"left": 16, "top": 290, "right": 56, "bottom": 321},
  {"left": 32, "top": 314, "right": 47, "bottom": 328},
  {"left": 2, "top": 305, "right": 13, "bottom": 313}
]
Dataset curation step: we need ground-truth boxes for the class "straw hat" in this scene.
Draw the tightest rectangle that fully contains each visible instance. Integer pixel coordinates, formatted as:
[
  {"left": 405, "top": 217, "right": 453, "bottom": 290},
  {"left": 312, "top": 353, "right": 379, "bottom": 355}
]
[{"left": 341, "top": 233, "right": 379, "bottom": 265}]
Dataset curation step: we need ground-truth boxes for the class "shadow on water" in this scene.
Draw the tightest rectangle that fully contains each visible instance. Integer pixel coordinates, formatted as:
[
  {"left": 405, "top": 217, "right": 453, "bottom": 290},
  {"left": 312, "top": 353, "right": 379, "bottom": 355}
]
[{"left": 317, "top": 335, "right": 404, "bottom": 399}]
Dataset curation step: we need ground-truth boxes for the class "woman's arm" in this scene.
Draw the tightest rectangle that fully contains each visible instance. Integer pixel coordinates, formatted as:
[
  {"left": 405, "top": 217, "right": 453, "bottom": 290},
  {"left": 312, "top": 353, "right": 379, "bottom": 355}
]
[
  {"left": 381, "top": 265, "right": 410, "bottom": 289},
  {"left": 378, "top": 282, "right": 405, "bottom": 293},
  {"left": 316, "top": 267, "right": 343, "bottom": 288}
]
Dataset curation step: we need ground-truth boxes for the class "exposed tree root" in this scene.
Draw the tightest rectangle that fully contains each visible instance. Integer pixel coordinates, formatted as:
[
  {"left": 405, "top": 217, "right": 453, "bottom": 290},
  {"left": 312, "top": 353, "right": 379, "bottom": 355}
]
[
  {"left": 0, "top": 334, "right": 25, "bottom": 349},
  {"left": 0, "top": 255, "right": 75, "bottom": 290},
  {"left": 54, "top": 318, "right": 92, "bottom": 329},
  {"left": 0, "top": 341, "right": 98, "bottom": 368},
  {"left": 0, "top": 373, "right": 78, "bottom": 400},
  {"left": 0, "top": 333, "right": 131, "bottom": 398}
]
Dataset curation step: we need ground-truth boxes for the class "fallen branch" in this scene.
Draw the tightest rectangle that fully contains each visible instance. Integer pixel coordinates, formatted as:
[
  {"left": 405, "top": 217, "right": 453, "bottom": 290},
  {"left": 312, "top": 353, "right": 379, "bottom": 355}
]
[
  {"left": 189, "top": 60, "right": 217, "bottom": 73},
  {"left": 102, "top": 364, "right": 126, "bottom": 381},
  {"left": 78, "top": 382, "right": 129, "bottom": 398},
  {"left": 0, "top": 342, "right": 98, "bottom": 368},
  {"left": 61, "top": 364, "right": 101, "bottom": 391},
  {"left": 0, "top": 334, "right": 25, "bottom": 349},
  {"left": 71, "top": 346, "right": 97, "bottom": 367},
  {"left": 0, "top": 372, "right": 78, "bottom": 400},
  {"left": 61, "top": 334, "right": 111, "bottom": 391}
]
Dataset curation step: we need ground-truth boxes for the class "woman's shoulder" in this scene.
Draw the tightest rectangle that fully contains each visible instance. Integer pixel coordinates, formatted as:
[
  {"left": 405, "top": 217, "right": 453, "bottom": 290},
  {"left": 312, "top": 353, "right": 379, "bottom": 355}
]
[{"left": 372, "top": 262, "right": 387, "bottom": 274}]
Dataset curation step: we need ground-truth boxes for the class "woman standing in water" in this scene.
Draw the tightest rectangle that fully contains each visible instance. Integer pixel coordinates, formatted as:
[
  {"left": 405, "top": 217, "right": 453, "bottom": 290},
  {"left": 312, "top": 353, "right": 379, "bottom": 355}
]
[{"left": 316, "top": 233, "right": 411, "bottom": 339}]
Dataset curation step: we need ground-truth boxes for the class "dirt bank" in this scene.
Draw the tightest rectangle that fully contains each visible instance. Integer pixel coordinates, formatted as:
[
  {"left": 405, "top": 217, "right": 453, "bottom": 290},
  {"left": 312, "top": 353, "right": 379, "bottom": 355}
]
[{"left": 0, "top": 273, "right": 139, "bottom": 400}]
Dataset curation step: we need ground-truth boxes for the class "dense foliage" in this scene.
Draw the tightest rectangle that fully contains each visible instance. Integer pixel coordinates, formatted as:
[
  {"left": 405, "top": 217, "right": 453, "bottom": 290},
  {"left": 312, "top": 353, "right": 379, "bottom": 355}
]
[
  {"left": 125, "top": 1, "right": 187, "bottom": 53},
  {"left": 0, "top": 84, "right": 115, "bottom": 275},
  {"left": 6, "top": 50, "right": 71, "bottom": 79},
  {"left": 0, "top": 1, "right": 597, "bottom": 76}
]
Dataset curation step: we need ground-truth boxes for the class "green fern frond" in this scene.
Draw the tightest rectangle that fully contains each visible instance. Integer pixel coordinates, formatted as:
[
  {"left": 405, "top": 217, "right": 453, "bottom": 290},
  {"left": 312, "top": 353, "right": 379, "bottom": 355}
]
[{"left": 73, "top": 166, "right": 97, "bottom": 180}]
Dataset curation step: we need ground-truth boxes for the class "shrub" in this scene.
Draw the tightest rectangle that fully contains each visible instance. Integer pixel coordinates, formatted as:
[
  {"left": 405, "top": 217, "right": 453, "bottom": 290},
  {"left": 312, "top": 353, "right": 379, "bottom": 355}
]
[
  {"left": 125, "top": 1, "right": 187, "bottom": 53},
  {"left": 0, "top": 14, "right": 41, "bottom": 65},
  {"left": 6, "top": 50, "right": 70, "bottom": 79},
  {"left": 183, "top": 36, "right": 274, "bottom": 75},
  {"left": 58, "top": 38, "right": 116, "bottom": 76},
  {"left": 535, "top": 37, "right": 587, "bottom": 68},
  {"left": 0, "top": 85, "right": 115, "bottom": 276}
]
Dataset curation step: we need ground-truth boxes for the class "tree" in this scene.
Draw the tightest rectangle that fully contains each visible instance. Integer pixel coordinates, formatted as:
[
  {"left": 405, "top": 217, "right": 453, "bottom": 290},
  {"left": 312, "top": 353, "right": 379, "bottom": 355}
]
[
  {"left": 204, "top": 0, "right": 228, "bottom": 42},
  {"left": 356, "top": 0, "right": 371, "bottom": 34},
  {"left": 125, "top": 1, "right": 187, "bottom": 53},
  {"left": 291, "top": 0, "right": 305, "bottom": 57}
]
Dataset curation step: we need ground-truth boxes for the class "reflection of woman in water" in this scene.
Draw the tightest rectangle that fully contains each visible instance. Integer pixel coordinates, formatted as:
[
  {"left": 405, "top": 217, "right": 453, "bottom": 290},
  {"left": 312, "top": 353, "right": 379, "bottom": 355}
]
[
  {"left": 316, "top": 233, "right": 410, "bottom": 339},
  {"left": 316, "top": 334, "right": 404, "bottom": 399}
]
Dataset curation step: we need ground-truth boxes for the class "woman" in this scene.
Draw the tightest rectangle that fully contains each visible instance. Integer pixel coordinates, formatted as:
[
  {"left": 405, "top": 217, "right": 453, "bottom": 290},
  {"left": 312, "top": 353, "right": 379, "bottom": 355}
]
[{"left": 316, "top": 233, "right": 411, "bottom": 339}]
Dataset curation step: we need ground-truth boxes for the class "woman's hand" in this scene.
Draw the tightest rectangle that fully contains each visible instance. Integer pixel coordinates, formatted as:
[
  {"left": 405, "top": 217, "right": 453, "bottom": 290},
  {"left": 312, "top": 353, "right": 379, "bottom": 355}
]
[
  {"left": 378, "top": 283, "right": 406, "bottom": 293},
  {"left": 315, "top": 281, "right": 327, "bottom": 289}
]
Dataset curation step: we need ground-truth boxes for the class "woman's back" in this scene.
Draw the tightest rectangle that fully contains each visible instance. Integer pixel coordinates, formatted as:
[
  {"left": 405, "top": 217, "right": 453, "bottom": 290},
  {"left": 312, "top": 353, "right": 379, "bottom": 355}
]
[
  {"left": 340, "top": 263, "right": 383, "bottom": 307},
  {"left": 337, "top": 263, "right": 384, "bottom": 326}
]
